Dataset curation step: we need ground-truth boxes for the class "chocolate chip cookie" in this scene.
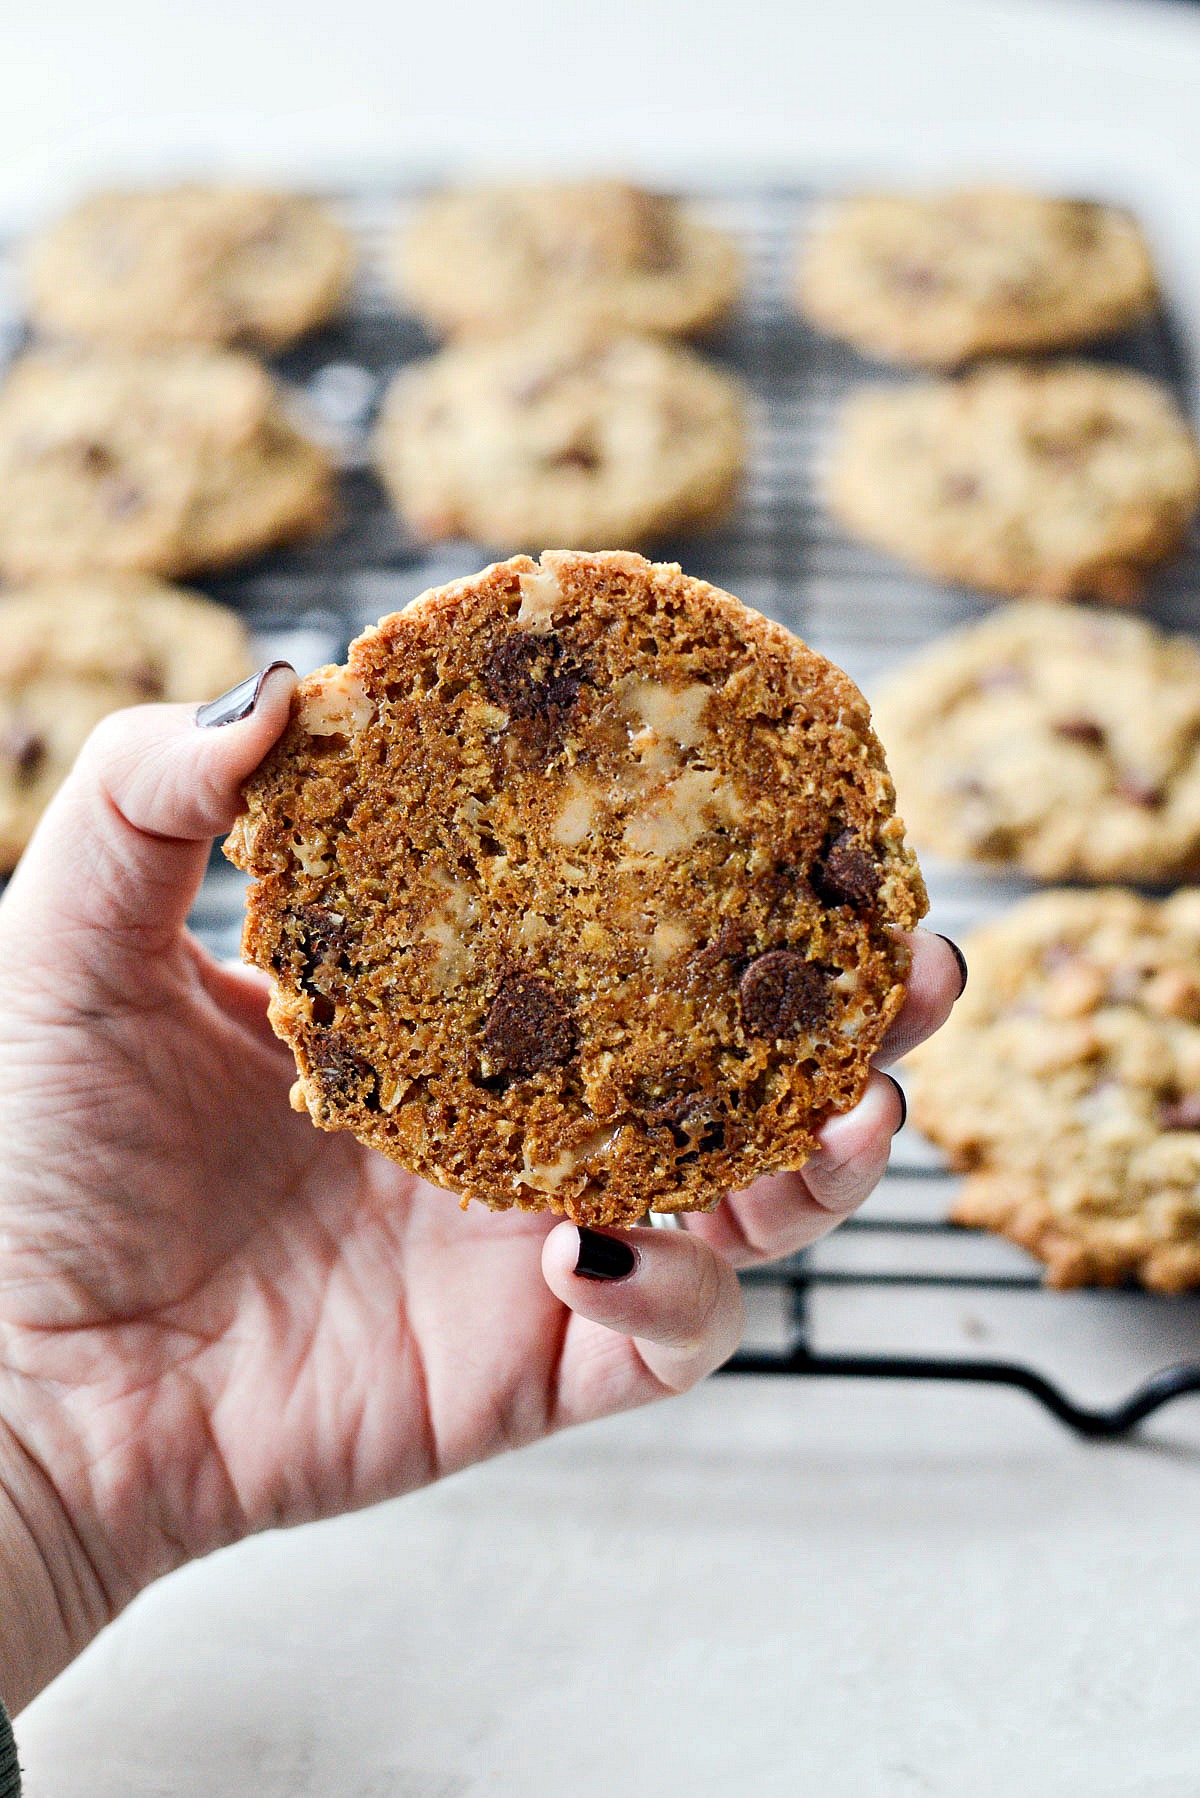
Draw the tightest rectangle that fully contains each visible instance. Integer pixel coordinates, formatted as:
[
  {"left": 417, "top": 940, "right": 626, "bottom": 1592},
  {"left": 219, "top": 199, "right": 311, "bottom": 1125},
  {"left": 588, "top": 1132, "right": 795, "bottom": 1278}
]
[
  {"left": 226, "top": 550, "right": 926, "bottom": 1226},
  {"left": 374, "top": 324, "right": 748, "bottom": 551},
  {"left": 874, "top": 603, "right": 1200, "bottom": 883},
  {"left": 26, "top": 185, "right": 353, "bottom": 349},
  {"left": 0, "top": 347, "right": 335, "bottom": 580},
  {"left": 827, "top": 361, "right": 1200, "bottom": 604},
  {"left": 798, "top": 188, "right": 1157, "bottom": 367},
  {"left": 0, "top": 574, "right": 252, "bottom": 872},
  {"left": 395, "top": 179, "right": 742, "bottom": 339},
  {"left": 909, "top": 888, "right": 1200, "bottom": 1291}
]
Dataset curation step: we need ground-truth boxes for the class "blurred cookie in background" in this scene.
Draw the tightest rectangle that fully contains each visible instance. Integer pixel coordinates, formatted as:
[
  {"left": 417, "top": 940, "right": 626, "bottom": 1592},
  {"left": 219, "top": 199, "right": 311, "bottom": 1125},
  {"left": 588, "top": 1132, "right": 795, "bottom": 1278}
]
[
  {"left": 374, "top": 324, "right": 747, "bottom": 551},
  {"left": 0, "top": 347, "right": 335, "bottom": 581},
  {"left": 797, "top": 188, "right": 1157, "bottom": 367},
  {"left": 0, "top": 574, "right": 252, "bottom": 872},
  {"left": 874, "top": 603, "right": 1200, "bottom": 884},
  {"left": 26, "top": 186, "right": 353, "bottom": 350},
  {"left": 827, "top": 360, "right": 1200, "bottom": 604},
  {"left": 395, "top": 179, "right": 742, "bottom": 338},
  {"left": 908, "top": 888, "right": 1200, "bottom": 1292}
]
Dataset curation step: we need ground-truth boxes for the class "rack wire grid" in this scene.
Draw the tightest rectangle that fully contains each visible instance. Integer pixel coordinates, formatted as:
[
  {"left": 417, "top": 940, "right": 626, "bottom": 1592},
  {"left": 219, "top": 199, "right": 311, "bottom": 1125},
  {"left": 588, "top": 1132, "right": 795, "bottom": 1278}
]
[{"left": 19, "top": 182, "right": 1200, "bottom": 1440}]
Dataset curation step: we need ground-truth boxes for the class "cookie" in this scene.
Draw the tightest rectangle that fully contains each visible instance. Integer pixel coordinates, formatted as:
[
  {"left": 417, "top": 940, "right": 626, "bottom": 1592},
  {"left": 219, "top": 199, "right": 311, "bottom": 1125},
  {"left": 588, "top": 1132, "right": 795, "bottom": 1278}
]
[
  {"left": 225, "top": 550, "right": 926, "bottom": 1226},
  {"left": 797, "top": 188, "right": 1157, "bottom": 367},
  {"left": 0, "top": 575, "right": 252, "bottom": 872},
  {"left": 26, "top": 185, "right": 353, "bottom": 350},
  {"left": 395, "top": 180, "right": 741, "bottom": 338},
  {"left": 0, "top": 347, "right": 335, "bottom": 581},
  {"left": 908, "top": 889, "right": 1200, "bottom": 1292},
  {"left": 373, "top": 325, "right": 748, "bottom": 551},
  {"left": 827, "top": 361, "right": 1200, "bottom": 604},
  {"left": 874, "top": 603, "right": 1200, "bottom": 884}
]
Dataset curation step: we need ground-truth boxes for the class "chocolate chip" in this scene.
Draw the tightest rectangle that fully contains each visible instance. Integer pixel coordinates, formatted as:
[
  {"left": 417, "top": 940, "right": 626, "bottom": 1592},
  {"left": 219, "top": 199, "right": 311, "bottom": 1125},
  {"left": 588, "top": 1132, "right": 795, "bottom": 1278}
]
[
  {"left": 1053, "top": 718, "right": 1106, "bottom": 748},
  {"left": 74, "top": 439, "right": 118, "bottom": 476},
  {"left": 651, "top": 1092, "right": 726, "bottom": 1157},
  {"left": 550, "top": 442, "right": 600, "bottom": 473},
  {"left": 812, "top": 829, "right": 881, "bottom": 910},
  {"left": 1116, "top": 772, "right": 1161, "bottom": 809},
  {"left": 309, "top": 1029, "right": 378, "bottom": 1108},
  {"left": 295, "top": 903, "right": 351, "bottom": 995},
  {"left": 0, "top": 719, "right": 47, "bottom": 784},
  {"left": 482, "top": 632, "right": 585, "bottom": 727},
  {"left": 1159, "top": 1094, "right": 1200, "bottom": 1132},
  {"left": 691, "top": 917, "right": 751, "bottom": 976},
  {"left": 739, "top": 950, "right": 832, "bottom": 1039},
  {"left": 481, "top": 975, "right": 578, "bottom": 1079}
]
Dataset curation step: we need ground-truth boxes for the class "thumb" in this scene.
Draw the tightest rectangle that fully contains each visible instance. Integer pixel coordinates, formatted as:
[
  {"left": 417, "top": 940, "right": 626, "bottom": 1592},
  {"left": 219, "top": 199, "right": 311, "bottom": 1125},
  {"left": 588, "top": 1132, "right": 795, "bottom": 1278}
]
[{"left": 0, "top": 661, "right": 296, "bottom": 967}]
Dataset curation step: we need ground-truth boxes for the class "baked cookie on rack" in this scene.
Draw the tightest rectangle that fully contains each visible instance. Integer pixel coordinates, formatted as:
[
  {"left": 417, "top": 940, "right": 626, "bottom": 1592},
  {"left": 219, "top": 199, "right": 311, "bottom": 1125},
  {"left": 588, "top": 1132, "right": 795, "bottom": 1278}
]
[
  {"left": 394, "top": 179, "right": 741, "bottom": 338},
  {"left": 874, "top": 603, "right": 1200, "bottom": 884},
  {"left": 373, "top": 324, "right": 747, "bottom": 550},
  {"left": 797, "top": 187, "right": 1157, "bottom": 367},
  {"left": 908, "top": 888, "right": 1200, "bottom": 1292},
  {"left": 26, "top": 185, "right": 353, "bottom": 350},
  {"left": 0, "top": 574, "right": 252, "bottom": 872},
  {"left": 226, "top": 550, "right": 926, "bottom": 1226},
  {"left": 0, "top": 347, "right": 334, "bottom": 580},
  {"left": 827, "top": 360, "right": 1200, "bottom": 604}
]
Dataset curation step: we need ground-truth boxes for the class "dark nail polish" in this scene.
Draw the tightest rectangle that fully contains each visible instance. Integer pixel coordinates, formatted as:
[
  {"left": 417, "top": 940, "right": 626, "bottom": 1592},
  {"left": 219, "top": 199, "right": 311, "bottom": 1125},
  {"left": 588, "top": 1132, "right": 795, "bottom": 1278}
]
[
  {"left": 196, "top": 660, "right": 293, "bottom": 728},
  {"left": 574, "top": 1228, "right": 636, "bottom": 1282},
  {"left": 937, "top": 934, "right": 969, "bottom": 997},
  {"left": 885, "top": 1073, "right": 908, "bottom": 1135}
]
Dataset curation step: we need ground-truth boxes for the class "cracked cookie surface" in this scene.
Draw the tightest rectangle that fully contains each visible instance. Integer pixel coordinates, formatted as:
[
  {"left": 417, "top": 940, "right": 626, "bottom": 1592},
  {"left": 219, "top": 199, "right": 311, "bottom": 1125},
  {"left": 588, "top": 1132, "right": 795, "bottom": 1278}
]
[
  {"left": 395, "top": 180, "right": 741, "bottom": 339},
  {"left": 828, "top": 360, "right": 1200, "bottom": 604},
  {"left": 27, "top": 185, "right": 353, "bottom": 349},
  {"left": 0, "top": 348, "right": 334, "bottom": 580},
  {"left": 874, "top": 603, "right": 1200, "bottom": 883},
  {"left": 797, "top": 188, "right": 1157, "bottom": 367},
  {"left": 909, "top": 889, "right": 1200, "bottom": 1291},
  {"left": 0, "top": 574, "right": 252, "bottom": 872},
  {"left": 226, "top": 550, "right": 926, "bottom": 1225},
  {"left": 374, "top": 324, "right": 747, "bottom": 552}
]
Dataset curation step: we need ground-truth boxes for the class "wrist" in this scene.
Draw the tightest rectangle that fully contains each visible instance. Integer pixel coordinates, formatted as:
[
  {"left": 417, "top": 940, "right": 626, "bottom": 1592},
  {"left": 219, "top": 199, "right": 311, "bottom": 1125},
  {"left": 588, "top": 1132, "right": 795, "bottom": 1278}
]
[{"left": 0, "top": 1417, "right": 112, "bottom": 1714}]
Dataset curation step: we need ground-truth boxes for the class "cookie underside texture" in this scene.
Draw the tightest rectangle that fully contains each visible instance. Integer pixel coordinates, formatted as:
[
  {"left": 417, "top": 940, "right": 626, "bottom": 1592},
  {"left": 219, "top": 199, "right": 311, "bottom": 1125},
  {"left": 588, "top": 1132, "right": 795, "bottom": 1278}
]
[{"left": 227, "top": 551, "right": 926, "bottom": 1225}]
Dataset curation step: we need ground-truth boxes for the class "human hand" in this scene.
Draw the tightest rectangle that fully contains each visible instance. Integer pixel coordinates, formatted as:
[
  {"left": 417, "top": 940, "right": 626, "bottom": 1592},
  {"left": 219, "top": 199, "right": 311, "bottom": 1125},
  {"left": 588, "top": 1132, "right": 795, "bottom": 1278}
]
[{"left": 0, "top": 665, "right": 963, "bottom": 1709}]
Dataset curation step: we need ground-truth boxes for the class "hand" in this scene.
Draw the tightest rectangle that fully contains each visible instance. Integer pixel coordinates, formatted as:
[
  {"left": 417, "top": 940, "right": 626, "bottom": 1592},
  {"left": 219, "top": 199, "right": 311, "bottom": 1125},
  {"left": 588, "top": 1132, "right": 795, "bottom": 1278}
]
[{"left": 0, "top": 665, "right": 963, "bottom": 1709}]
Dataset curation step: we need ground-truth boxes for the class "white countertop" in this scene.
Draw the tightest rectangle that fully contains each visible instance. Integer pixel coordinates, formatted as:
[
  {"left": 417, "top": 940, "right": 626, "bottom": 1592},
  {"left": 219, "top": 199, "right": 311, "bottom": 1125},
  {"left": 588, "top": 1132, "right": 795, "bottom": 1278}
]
[{"left": 12, "top": 1, "right": 1200, "bottom": 1792}]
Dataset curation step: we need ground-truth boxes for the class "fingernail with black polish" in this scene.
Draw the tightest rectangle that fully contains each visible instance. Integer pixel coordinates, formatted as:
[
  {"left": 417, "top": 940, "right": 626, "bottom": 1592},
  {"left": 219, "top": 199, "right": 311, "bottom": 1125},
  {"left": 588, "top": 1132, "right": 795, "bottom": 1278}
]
[
  {"left": 196, "top": 660, "right": 293, "bottom": 729},
  {"left": 937, "top": 934, "right": 969, "bottom": 997},
  {"left": 574, "top": 1228, "right": 637, "bottom": 1282},
  {"left": 885, "top": 1073, "right": 908, "bottom": 1136}
]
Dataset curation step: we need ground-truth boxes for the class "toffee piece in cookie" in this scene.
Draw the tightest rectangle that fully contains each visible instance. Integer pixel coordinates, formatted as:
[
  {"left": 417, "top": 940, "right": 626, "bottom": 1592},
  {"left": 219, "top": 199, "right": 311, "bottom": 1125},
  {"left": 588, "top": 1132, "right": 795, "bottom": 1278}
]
[
  {"left": 908, "top": 889, "right": 1200, "bottom": 1292},
  {"left": 227, "top": 550, "right": 926, "bottom": 1226},
  {"left": 396, "top": 179, "right": 742, "bottom": 339},
  {"left": 0, "top": 575, "right": 252, "bottom": 872},
  {"left": 26, "top": 185, "right": 353, "bottom": 350},
  {"left": 875, "top": 604, "right": 1200, "bottom": 885},
  {"left": 0, "top": 347, "right": 334, "bottom": 581},
  {"left": 827, "top": 361, "right": 1200, "bottom": 604},
  {"left": 798, "top": 188, "right": 1157, "bottom": 367},
  {"left": 374, "top": 324, "right": 747, "bottom": 551}
]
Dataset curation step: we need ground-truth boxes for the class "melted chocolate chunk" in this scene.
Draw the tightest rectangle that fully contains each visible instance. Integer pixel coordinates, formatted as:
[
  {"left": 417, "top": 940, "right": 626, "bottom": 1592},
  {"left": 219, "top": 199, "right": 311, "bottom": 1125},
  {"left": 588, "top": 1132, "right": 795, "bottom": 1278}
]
[
  {"left": 482, "top": 975, "right": 578, "bottom": 1078},
  {"left": 739, "top": 950, "right": 833, "bottom": 1039},
  {"left": 1, "top": 720, "right": 47, "bottom": 784},
  {"left": 309, "top": 1029, "right": 378, "bottom": 1108},
  {"left": 813, "top": 829, "right": 881, "bottom": 910},
  {"left": 1159, "top": 1094, "right": 1200, "bottom": 1132},
  {"left": 482, "top": 632, "right": 585, "bottom": 730},
  {"left": 1053, "top": 717, "right": 1106, "bottom": 748},
  {"left": 651, "top": 1092, "right": 726, "bottom": 1157},
  {"left": 295, "top": 903, "right": 352, "bottom": 995}
]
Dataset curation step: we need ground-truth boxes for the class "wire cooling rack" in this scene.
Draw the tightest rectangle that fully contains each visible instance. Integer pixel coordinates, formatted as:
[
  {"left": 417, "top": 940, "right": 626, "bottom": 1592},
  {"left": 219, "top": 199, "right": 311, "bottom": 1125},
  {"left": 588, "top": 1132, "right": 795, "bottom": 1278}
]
[{"left": 80, "top": 183, "right": 1200, "bottom": 1440}]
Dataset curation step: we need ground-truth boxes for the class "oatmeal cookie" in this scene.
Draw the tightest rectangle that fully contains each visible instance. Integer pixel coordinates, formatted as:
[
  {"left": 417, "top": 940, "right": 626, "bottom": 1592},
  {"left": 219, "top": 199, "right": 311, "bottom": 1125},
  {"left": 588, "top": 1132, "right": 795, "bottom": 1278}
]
[
  {"left": 26, "top": 185, "right": 353, "bottom": 349},
  {"left": 0, "top": 347, "right": 334, "bottom": 580},
  {"left": 797, "top": 188, "right": 1157, "bottom": 367},
  {"left": 908, "top": 889, "right": 1200, "bottom": 1290},
  {"left": 827, "top": 361, "right": 1200, "bottom": 604},
  {"left": 395, "top": 179, "right": 741, "bottom": 338},
  {"left": 0, "top": 574, "right": 252, "bottom": 872},
  {"left": 374, "top": 325, "right": 747, "bottom": 551},
  {"left": 226, "top": 550, "right": 926, "bottom": 1226},
  {"left": 874, "top": 604, "right": 1200, "bottom": 884}
]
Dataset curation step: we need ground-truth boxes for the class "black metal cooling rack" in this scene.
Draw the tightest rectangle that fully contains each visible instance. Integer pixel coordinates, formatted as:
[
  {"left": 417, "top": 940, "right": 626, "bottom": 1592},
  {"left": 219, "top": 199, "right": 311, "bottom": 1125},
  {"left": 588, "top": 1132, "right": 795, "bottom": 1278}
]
[{"left": 13, "top": 183, "right": 1197, "bottom": 1439}]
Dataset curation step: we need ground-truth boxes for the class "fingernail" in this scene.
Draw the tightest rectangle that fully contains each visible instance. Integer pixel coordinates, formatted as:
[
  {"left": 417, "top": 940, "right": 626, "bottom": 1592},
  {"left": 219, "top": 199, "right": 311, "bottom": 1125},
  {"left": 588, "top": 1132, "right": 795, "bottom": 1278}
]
[
  {"left": 574, "top": 1227, "right": 637, "bottom": 1282},
  {"left": 196, "top": 660, "right": 293, "bottom": 728},
  {"left": 885, "top": 1072, "right": 908, "bottom": 1135},
  {"left": 937, "top": 934, "right": 969, "bottom": 997}
]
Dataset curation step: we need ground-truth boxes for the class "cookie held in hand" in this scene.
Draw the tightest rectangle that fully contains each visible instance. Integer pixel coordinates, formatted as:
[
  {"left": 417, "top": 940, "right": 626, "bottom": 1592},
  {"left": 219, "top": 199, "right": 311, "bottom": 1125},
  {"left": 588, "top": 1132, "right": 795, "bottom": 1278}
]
[{"left": 226, "top": 551, "right": 926, "bottom": 1225}]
